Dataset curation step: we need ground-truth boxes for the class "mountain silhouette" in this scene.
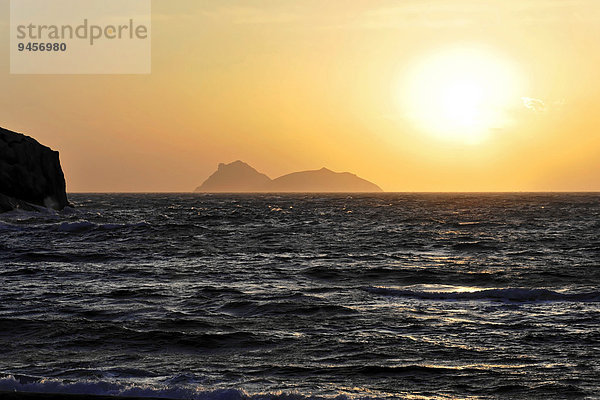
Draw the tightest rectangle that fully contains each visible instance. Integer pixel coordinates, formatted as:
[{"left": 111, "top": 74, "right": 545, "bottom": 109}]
[
  {"left": 195, "top": 161, "right": 383, "bottom": 193},
  {"left": 195, "top": 161, "right": 271, "bottom": 193},
  {"left": 270, "top": 167, "right": 382, "bottom": 192}
]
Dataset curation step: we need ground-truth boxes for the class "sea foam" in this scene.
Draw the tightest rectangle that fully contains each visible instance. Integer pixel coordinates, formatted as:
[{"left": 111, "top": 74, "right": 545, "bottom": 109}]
[{"left": 0, "top": 375, "right": 355, "bottom": 400}]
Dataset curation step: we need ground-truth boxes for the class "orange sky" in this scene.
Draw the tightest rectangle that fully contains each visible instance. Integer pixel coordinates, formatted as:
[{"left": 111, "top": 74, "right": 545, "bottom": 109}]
[{"left": 1, "top": 0, "right": 599, "bottom": 192}]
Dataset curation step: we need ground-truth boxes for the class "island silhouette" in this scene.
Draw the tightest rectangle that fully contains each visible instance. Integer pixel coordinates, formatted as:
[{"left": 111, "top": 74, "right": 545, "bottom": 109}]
[{"left": 195, "top": 161, "right": 383, "bottom": 193}]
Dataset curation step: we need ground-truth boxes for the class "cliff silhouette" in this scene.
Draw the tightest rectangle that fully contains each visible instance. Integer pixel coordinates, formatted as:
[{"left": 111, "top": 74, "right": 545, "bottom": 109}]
[
  {"left": 0, "top": 126, "right": 70, "bottom": 212},
  {"left": 195, "top": 161, "right": 383, "bottom": 193}
]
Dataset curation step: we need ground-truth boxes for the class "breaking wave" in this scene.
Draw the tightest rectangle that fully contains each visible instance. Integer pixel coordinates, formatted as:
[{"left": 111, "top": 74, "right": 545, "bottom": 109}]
[{"left": 0, "top": 375, "right": 361, "bottom": 400}]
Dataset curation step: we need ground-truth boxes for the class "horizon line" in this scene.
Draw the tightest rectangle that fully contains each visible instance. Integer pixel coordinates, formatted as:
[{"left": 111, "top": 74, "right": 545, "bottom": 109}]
[{"left": 66, "top": 191, "right": 600, "bottom": 194}]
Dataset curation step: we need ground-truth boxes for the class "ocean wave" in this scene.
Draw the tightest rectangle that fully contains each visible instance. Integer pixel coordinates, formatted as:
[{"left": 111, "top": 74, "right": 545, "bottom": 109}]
[
  {"left": 0, "top": 221, "right": 24, "bottom": 232},
  {"left": 0, "top": 375, "right": 360, "bottom": 400},
  {"left": 363, "top": 286, "right": 600, "bottom": 303},
  {"left": 0, "top": 375, "right": 244, "bottom": 400},
  {"left": 264, "top": 365, "right": 485, "bottom": 377},
  {"left": 57, "top": 221, "right": 97, "bottom": 232},
  {"left": 451, "top": 241, "right": 498, "bottom": 252},
  {"left": 218, "top": 300, "right": 357, "bottom": 317},
  {"left": 56, "top": 220, "right": 150, "bottom": 233},
  {"left": 5, "top": 251, "right": 119, "bottom": 263},
  {"left": 1, "top": 215, "right": 149, "bottom": 234},
  {"left": 0, "top": 205, "right": 79, "bottom": 223},
  {"left": 302, "top": 266, "right": 345, "bottom": 281}
]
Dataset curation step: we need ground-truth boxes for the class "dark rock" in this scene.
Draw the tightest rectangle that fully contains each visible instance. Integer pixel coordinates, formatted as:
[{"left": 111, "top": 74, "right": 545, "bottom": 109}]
[
  {"left": 0, "top": 127, "right": 70, "bottom": 212},
  {"left": 195, "top": 161, "right": 383, "bottom": 193}
]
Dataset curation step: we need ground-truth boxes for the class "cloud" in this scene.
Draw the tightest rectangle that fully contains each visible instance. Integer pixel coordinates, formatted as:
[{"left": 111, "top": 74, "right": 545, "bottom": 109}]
[{"left": 522, "top": 97, "right": 546, "bottom": 113}]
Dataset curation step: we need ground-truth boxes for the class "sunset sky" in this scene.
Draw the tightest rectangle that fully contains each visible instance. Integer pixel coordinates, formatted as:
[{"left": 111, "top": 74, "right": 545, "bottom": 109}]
[{"left": 1, "top": 0, "right": 599, "bottom": 192}]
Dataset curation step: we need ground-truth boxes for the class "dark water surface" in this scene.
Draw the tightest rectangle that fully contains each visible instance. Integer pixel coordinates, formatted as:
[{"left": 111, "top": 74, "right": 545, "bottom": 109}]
[{"left": 0, "top": 194, "right": 599, "bottom": 399}]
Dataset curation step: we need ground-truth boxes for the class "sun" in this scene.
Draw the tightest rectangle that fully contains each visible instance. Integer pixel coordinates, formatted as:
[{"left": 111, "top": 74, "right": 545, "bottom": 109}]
[{"left": 398, "top": 46, "right": 524, "bottom": 144}]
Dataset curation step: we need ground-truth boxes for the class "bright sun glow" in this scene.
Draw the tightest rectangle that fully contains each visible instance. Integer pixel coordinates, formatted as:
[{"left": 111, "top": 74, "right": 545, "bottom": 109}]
[{"left": 399, "top": 46, "right": 525, "bottom": 144}]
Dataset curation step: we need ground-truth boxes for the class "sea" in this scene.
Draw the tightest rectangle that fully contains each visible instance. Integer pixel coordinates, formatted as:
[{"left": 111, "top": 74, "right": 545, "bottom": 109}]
[{"left": 0, "top": 193, "right": 598, "bottom": 400}]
